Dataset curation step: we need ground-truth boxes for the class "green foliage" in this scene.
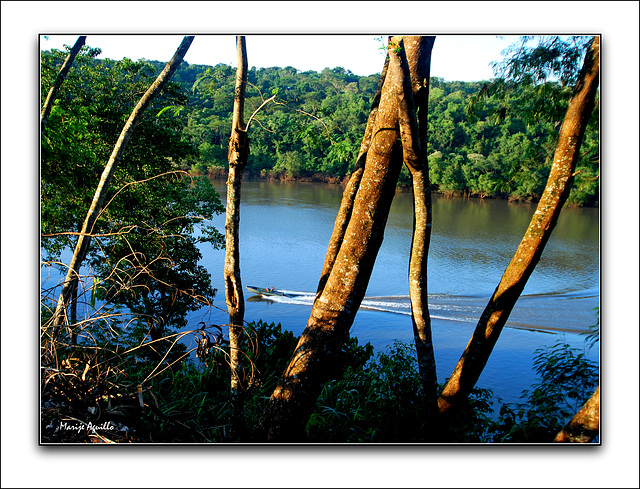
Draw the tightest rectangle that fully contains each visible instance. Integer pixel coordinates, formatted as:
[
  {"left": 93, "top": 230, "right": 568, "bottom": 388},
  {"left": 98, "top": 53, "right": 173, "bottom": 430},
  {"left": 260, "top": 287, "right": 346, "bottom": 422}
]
[
  {"left": 41, "top": 38, "right": 599, "bottom": 206},
  {"left": 463, "top": 36, "right": 599, "bottom": 204},
  {"left": 41, "top": 310, "right": 235, "bottom": 442},
  {"left": 42, "top": 305, "right": 599, "bottom": 443},
  {"left": 306, "top": 329, "right": 599, "bottom": 443},
  {"left": 492, "top": 36, "right": 594, "bottom": 88},
  {"left": 41, "top": 44, "right": 225, "bottom": 346},
  {"left": 307, "top": 341, "right": 497, "bottom": 442},
  {"left": 244, "top": 320, "right": 300, "bottom": 395},
  {"left": 306, "top": 342, "right": 420, "bottom": 442},
  {"left": 486, "top": 340, "right": 598, "bottom": 442}
]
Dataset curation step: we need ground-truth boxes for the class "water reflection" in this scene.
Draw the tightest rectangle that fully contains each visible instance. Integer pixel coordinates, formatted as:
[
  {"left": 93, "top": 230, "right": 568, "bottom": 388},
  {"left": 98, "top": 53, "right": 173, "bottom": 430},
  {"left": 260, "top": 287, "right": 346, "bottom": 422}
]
[
  {"left": 207, "top": 180, "right": 599, "bottom": 324},
  {"left": 42, "top": 179, "right": 599, "bottom": 407}
]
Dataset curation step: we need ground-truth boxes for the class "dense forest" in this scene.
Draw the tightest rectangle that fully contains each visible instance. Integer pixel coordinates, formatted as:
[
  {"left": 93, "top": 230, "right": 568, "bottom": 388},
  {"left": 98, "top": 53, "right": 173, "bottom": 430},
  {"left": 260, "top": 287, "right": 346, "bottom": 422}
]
[
  {"left": 42, "top": 45, "right": 599, "bottom": 206},
  {"left": 159, "top": 57, "right": 600, "bottom": 205}
]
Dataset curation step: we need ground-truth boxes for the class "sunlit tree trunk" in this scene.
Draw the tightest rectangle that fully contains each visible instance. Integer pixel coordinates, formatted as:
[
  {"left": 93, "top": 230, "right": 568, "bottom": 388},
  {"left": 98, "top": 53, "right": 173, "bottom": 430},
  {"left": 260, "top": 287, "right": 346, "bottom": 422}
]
[
  {"left": 263, "top": 37, "right": 429, "bottom": 441},
  {"left": 40, "top": 35, "right": 86, "bottom": 136},
  {"left": 50, "top": 37, "right": 194, "bottom": 333},
  {"left": 438, "top": 36, "right": 600, "bottom": 415},
  {"left": 398, "top": 36, "right": 439, "bottom": 430},
  {"left": 225, "top": 35, "right": 249, "bottom": 439},
  {"left": 315, "top": 57, "right": 389, "bottom": 297},
  {"left": 554, "top": 385, "right": 599, "bottom": 442}
]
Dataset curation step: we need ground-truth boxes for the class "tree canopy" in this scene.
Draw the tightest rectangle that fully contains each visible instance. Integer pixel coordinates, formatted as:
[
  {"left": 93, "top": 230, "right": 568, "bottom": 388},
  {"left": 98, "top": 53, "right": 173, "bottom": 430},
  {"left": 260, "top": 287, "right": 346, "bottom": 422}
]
[
  {"left": 129, "top": 52, "right": 598, "bottom": 206},
  {"left": 41, "top": 45, "right": 225, "bottom": 337}
]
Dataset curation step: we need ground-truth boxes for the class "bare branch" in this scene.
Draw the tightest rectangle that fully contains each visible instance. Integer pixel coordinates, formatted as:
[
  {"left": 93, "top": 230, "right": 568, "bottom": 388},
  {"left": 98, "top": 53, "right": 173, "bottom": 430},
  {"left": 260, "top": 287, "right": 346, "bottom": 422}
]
[{"left": 245, "top": 94, "right": 277, "bottom": 132}]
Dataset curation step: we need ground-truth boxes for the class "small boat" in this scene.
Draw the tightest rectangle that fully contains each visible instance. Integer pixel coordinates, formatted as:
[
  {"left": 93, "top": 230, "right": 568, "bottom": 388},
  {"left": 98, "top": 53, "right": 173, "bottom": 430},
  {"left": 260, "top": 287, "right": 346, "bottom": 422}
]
[{"left": 246, "top": 285, "right": 288, "bottom": 297}]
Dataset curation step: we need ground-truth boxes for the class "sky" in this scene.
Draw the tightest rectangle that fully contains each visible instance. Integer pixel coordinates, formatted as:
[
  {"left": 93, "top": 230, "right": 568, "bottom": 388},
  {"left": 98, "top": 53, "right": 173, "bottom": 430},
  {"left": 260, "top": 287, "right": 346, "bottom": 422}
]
[{"left": 40, "top": 34, "right": 523, "bottom": 82}]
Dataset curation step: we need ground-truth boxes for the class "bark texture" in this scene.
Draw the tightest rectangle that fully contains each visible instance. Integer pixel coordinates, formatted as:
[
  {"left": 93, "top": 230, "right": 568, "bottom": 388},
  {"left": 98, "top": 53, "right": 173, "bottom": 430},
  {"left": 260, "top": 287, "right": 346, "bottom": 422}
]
[
  {"left": 438, "top": 36, "right": 600, "bottom": 415},
  {"left": 263, "top": 37, "right": 424, "bottom": 441},
  {"left": 50, "top": 36, "right": 194, "bottom": 331},
  {"left": 225, "top": 36, "right": 249, "bottom": 438},
  {"left": 315, "top": 57, "right": 389, "bottom": 297},
  {"left": 41, "top": 35, "right": 86, "bottom": 136},
  {"left": 398, "top": 37, "right": 439, "bottom": 427},
  {"left": 554, "top": 386, "right": 600, "bottom": 443}
]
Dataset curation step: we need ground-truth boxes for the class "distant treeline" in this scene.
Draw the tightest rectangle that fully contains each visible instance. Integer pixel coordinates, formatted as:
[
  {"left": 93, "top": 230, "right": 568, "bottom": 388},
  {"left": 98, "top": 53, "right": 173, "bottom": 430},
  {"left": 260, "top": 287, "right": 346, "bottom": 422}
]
[
  {"left": 45, "top": 48, "right": 600, "bottom": 205},
  {"left": 159, "top": 59, "right": 598, "bottom": 206}
]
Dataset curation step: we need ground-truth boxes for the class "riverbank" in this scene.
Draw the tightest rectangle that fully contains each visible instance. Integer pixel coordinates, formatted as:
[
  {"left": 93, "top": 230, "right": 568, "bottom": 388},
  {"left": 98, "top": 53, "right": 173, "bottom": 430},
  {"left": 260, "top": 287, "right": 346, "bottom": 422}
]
[{"left": 196, "top": 167, "right": 599, "bottom": 207}]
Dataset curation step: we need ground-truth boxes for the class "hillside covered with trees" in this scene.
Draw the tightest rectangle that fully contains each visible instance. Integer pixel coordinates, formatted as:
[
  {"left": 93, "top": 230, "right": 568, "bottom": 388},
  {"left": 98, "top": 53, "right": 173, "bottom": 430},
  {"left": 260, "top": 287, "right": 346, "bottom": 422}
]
[
  {"left": 42, "top": 45, "right": 599, "bottom": 205},
  {"left": 167, "top": 55, "right": 599, "bottom": 205}
]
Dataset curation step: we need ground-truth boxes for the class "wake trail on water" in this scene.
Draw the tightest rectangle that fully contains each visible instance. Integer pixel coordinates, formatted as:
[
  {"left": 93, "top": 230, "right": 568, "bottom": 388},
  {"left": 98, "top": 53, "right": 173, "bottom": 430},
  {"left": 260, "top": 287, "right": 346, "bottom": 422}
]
[
  {"left": 255, "top": 291, "right": 487, "bottom": 323},
  {"left": 248, "top": 287, "right": 599, "bottom": 333}
]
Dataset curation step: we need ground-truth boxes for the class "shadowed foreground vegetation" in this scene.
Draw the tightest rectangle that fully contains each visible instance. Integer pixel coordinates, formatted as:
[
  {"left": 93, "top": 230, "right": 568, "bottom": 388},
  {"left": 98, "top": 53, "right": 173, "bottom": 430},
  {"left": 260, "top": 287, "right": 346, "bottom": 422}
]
[{"left": 41, "top": 316, "right": 598, "bottom": 443}]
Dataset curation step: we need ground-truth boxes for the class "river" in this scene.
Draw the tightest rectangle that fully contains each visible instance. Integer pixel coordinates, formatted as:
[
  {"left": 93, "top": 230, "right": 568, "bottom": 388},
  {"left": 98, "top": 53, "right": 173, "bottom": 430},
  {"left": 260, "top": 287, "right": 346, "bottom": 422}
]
[
  {"left": 41, "top": 179, "right": 600, "bottom": 407},
  {"left": 193, "top": 180, "right": 600, "bottom": 406}
]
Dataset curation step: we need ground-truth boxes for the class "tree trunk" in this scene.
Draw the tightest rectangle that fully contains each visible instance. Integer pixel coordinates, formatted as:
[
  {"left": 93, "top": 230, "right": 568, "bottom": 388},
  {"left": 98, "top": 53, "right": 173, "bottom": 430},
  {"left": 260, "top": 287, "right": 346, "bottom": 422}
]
[
  {"left": 263, "top": 37, "right": 424, "bottom": 441},
  {"left": 554, "top": 385, "right": 599, "bottom": 443},
  {"left": 315, "top": 57, "right": 389, "bottom": 297},
  {"left": 41, "top": 37, "right": 86, "bottom": 326},
  {"left": 398, "top": 36, "right": 439, "bottom": 430},
  {"left": 438, "top": 36, "right": 600, "bottom": 415},
  {"left": 50, "top": 36, "right": 194, "bottom": 332},
  {"left": 225, "top": 35, "right": 249, "bottom": 439},
  {"left": 41, "top": 35, "right": 86, "bottom": 136}
]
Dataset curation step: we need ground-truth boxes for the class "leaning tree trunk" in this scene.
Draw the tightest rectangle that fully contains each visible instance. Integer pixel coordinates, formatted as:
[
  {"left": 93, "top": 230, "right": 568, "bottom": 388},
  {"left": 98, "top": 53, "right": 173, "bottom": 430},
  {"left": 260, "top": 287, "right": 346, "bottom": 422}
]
[
  {"left": 225, "top": 35, "right": 249, "bottom": 440},
  {"left": 397, "top": 36, "right": 439, "bottom": 431},
  {"left": 554, "top": 385, "right": 599, "bottom": 442},
  {"left": 41, "top": 35, "right": 86, "bottom": 136},
  {"left": 41, "top": 35, "right": 87, "bottom": 332},
  {"left": 262, "top": 37, "right": 428, "bottom": 441},
  {"left": 50, "top": 36, "right": 194, "bottom": 332},
  {"left": 315, "top": 56, "right": 389, "bottom": 297},
  {"left": 438, "top": 36, "right": 600, "bottom": 415}
]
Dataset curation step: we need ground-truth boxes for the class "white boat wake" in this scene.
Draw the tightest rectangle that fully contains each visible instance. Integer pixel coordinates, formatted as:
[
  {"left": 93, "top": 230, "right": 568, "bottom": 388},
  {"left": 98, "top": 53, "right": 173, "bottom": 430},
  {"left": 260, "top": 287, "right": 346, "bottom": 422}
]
[{"left": 246, "top": 288, "right": 599, "bottom": 333}]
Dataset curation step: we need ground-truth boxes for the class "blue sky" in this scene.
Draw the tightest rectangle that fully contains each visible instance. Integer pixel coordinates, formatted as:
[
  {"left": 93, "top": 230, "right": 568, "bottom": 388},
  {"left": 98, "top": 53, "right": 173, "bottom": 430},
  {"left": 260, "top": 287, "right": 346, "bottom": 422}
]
[{"left": 41, "top": 34, "right": 522, "bottom": 82}]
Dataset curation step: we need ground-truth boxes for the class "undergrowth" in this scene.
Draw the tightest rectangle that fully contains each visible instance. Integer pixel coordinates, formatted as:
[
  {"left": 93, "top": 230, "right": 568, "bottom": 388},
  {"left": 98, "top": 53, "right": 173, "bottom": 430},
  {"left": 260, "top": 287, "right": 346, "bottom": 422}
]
[{"left": 41, "top": 311, "right": 599, "bottom": 443}]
